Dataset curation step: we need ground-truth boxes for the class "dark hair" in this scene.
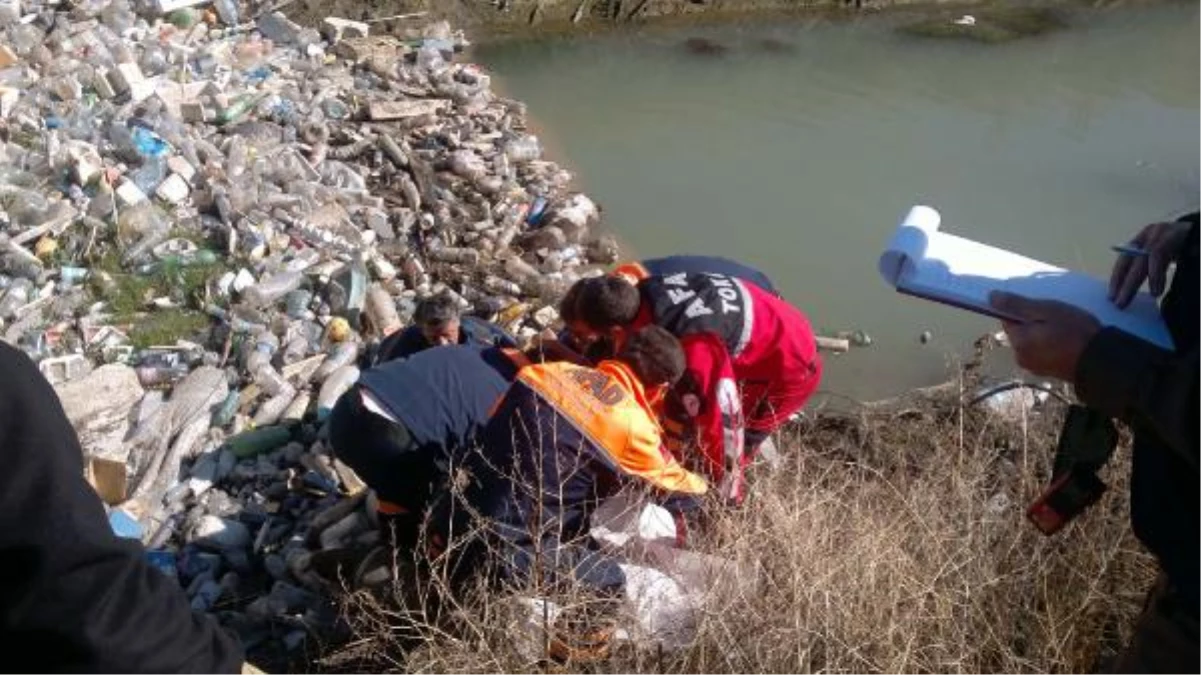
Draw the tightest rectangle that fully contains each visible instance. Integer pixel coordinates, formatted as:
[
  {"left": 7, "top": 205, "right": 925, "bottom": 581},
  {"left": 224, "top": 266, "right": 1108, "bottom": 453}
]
[
  {"left": 558, "top": 279, "right": 584, "bottom": 324},
  {"left": 572, "top": 276, "right": 640, "bottom": 330},
  {"left": 616, "top": 326, "right": 685, "bottom": 388},
  {"left": 414, "top": 293, "right": 460, "bottom": 327}
]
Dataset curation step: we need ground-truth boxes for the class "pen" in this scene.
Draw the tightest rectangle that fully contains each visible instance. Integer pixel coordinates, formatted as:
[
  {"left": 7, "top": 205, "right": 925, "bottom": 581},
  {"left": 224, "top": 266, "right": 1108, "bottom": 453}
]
[{"left": 1111, "top": 244, "right": 1149, "bottom": 257}]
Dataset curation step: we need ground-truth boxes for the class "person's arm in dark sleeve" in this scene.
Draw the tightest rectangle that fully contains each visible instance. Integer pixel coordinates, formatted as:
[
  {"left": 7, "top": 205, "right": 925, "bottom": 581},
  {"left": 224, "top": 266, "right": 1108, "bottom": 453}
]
[
  {"left": 0, "top": 343, "right": 244, "bottom": 673},
  {"left": 379, "top": 325, "right": 425, "bottom": 362},
  {"left": 1075, "top": 332, "right": 1198, "bottom": 471}
]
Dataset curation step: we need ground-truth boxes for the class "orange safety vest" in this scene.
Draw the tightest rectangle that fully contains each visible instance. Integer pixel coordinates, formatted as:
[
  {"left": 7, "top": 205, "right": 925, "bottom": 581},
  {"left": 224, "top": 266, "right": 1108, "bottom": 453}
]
[{"left": 514, "top": 359, "right": 708, "bottom": 496}]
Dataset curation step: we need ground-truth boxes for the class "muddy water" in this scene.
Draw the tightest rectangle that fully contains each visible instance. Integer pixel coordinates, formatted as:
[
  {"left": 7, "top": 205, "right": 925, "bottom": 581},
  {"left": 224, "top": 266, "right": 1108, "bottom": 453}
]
[{"left": 477, "top": 3, "right": 1199, "bottom": 402}]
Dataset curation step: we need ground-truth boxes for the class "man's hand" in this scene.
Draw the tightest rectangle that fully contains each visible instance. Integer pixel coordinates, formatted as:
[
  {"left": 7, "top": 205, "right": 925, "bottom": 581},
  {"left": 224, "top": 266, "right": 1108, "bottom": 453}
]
[
  {"left": 989, "top": 291, "right": 1102, "bottom": 383},
  {"left": 1109, "top": 219, "right": 1193, "bottom": 308}
]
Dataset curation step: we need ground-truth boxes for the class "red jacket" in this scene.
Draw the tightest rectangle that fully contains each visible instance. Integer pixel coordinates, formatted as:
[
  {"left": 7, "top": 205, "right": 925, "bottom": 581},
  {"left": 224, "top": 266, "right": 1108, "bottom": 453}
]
[{"left": 633, "top": 272, "right": 821, "bottom": 500}]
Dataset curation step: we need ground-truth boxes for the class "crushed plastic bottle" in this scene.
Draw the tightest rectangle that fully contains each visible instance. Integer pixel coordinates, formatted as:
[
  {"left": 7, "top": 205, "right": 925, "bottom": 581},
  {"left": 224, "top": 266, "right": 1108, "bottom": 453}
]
[
  {"left": 316, "top": 365, "right": 360, "bottom": 420},
  {"left": 240, "top": 271, "right": 304, "bottom": 308}
]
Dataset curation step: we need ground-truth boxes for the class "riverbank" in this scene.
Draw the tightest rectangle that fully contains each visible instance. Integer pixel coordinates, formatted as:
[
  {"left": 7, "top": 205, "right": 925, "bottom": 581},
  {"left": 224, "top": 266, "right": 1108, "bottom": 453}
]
[
  {"left": 286, "top": 0, "right": 1171, "bottom": 44},
  {"left": 324, "top": 373, "right": 1151, "bottom": 673}
]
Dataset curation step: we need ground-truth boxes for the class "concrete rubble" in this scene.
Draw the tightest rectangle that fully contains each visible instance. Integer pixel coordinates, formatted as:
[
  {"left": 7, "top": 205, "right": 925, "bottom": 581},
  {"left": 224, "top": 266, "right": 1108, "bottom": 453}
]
[{"left": 0, "top": 0, "right": 614, "bottom": 663}]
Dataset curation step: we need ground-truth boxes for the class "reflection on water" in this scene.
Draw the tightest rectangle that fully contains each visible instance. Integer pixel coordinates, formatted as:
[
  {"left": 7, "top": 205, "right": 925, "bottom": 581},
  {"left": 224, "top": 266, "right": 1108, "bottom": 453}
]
[{"left": 477, "top": 3, "right": 1199, "bottom": 402}]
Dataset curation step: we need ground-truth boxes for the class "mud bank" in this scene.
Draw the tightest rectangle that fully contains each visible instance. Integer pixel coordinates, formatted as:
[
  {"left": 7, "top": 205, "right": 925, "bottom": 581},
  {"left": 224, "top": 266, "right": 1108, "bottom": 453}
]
[{"left": 286, "top": 0, "right": 1144, "bottom": 44}]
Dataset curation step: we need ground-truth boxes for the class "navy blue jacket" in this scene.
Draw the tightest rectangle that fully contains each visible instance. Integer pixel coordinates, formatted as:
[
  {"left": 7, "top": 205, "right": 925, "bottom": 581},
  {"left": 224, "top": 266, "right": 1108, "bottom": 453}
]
[
  {"left": 357, "top": 345, "right": 522, "bottom": 453},
  {"left": 617, "top": 255, "right": 777, "bottom": 294},
  {"left": 376, "top": 316, "right": 517, "bottom": 364}
]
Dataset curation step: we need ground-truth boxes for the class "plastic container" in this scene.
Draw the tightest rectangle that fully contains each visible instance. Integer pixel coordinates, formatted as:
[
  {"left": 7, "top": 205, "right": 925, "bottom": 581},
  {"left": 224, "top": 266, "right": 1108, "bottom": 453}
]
[
  {"left": 364, "top": 286, "right": 401, "bottom": 336},
  {"left": 241, "top": 270, "right": 303, "bottom": 308},
  {"left": 504, "top": 135, "right": 542, "bottom": 163},
  {"left": 244, "top": 331, "right": 281, "bottom": 373},
  {"left": 254, "top": 364, "right": 294, "bottom": 397},
  {"left": 316, "top": 365, "right": 360, "bottom": 421},
  {"left": 224, "top": 425, "right": 292, "bottom": 459},
  {"left": 253, "top": 391, "right": 294, "bottom": 426},
  {"left": 313, "top": 342, "right": 359, "bottom": 382},
  {"left": 0, "top": 277, "right": 33, "bottom": 318}
]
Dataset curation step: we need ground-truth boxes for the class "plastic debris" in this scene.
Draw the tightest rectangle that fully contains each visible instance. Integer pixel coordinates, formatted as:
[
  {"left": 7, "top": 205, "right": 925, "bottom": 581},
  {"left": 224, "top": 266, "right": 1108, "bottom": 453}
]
[{"left": 6, "top": 1, "right": 619, "bottom": 664}]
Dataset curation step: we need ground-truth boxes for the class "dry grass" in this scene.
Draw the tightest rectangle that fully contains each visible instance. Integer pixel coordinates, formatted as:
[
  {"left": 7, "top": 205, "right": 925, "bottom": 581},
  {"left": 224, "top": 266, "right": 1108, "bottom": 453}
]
[{"left": 318, "top": 376, "right": 1153, "bottom": 674}]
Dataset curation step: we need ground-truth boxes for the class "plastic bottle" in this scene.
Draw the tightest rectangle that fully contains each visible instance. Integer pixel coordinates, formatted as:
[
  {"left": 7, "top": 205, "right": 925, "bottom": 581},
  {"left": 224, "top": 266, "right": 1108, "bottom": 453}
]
[
  {"left": 312, "top": 342, "right": 359, "bottom": 382},
  {"left": 0, "top": 277, "right": 33, "bottom": 318},
  {"left": 316, "top": 366, "right": 360, "bottom": 421},
  {"left": 244, "top": 331, "right": 281, "bottom": 373},
  {"left": 224, "top": 425, "right": 292, "bottom": 459},
  {"left": 212, "top": 0, "right": 239, "bottom": 26},
  {"left": 284, "top": 289, "right": 314, "bottom": 319},
  {"left": 281, "top": 390, "right": 311, "bottom": 422},
  {"left": 364, "top": 286, "right": 401, "bottom": 337},
  {"left": 503, "top": 135, "right": 542, "bottom": 163},
  {"left": 416, "top": 45, "right": 448, "bottom": 78},
  {"left": 254, "top": 365, "right": 294, "bottom": 398},
  {"left": 212, "top": 390, "right": 240, "bottom": 427},
  {"left": 280, "top": 335, "right": 309, "bottom": 365},
  {"left": 254, "top": 391, "right": 294, "bottom": 426},
  {"left": 240, "top": 270, "right": 303, "bottom": 308}
]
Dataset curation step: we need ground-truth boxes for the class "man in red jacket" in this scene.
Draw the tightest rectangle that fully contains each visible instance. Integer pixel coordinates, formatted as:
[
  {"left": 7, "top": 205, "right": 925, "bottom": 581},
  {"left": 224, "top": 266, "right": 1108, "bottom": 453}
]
[{"left": 562, "top": 272, "right": 821, "bottom": 503}]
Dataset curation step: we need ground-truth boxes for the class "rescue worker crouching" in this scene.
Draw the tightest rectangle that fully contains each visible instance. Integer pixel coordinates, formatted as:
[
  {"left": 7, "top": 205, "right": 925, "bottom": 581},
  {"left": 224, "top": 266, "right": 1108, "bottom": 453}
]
[
  {"left": 428, "top": 325, "right": 709, "bottom": 597},
  {"left": 561, "top": 272, "right": 821, "bottom": 504},
  {"left": 327, "top": 344, "right": 531, "bottom": 554}
]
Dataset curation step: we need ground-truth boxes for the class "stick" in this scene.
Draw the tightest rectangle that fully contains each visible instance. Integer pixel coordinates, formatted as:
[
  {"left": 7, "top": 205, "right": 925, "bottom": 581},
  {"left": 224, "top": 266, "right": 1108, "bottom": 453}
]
[
  {"left": 365, "top": 11, "right": 428, "bottom": 24},
  {"left": 625, "top": 0, "right": 650, "bottom": 21},
  {"left": 572, "top": 0, "right": 591, "bottom": 23}
]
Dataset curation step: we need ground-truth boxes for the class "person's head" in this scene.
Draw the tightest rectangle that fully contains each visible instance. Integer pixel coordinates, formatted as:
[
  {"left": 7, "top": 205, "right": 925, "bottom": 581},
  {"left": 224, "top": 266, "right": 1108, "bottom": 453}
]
[
  {"left": 614, "top": 325, "right": 686, "bottom": 391},
  {"left": 414, "top": 294, "right": 461, "bottom": 347},
  {"left": 562, "top": 276, "right": 641, "bottom": 350}
]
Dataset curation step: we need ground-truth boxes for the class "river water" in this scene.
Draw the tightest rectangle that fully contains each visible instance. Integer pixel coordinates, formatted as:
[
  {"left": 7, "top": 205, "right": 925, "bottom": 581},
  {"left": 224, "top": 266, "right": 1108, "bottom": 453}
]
[{"left": 476, "top": 3, "right": 1199, "bottom": 402}]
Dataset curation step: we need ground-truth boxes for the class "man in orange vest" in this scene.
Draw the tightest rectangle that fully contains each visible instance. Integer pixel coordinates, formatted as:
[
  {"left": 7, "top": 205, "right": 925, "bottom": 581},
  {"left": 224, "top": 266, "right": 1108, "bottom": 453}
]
[{"left": 429, "top": 325, "right": 708, "bottom": 594}]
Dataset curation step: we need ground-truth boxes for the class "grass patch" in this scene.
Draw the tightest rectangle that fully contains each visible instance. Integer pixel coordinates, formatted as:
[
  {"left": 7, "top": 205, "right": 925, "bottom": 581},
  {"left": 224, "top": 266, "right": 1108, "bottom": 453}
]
[
  {"left": 899, "top": 7, "right": 1067, "bottom": 44},
  {"left": 86, "top": 243, "right": 224, "bottom": 346},
  {"left": 127, "top": 308, "right": 212, "bottom": 348}
]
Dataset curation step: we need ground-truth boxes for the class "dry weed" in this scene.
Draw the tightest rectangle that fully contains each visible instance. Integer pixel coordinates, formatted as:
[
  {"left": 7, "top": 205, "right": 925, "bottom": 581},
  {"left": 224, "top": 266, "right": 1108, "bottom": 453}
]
[{"left": 320, "top": 383, "right": 1153, "bottom": 674}]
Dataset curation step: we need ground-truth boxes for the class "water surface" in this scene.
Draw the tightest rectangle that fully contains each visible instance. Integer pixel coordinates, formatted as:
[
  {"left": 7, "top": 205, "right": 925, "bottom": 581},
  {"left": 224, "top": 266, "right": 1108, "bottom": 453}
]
[{"left": 477, "top": 4, "right": 1199, "bottom": 402}]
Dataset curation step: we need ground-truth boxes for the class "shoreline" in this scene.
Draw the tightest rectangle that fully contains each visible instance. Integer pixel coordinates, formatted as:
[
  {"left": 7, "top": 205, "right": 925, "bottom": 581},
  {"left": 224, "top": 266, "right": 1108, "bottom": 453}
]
[{"left": 288, "top": 0, "right": 1169, "bottom": 45}]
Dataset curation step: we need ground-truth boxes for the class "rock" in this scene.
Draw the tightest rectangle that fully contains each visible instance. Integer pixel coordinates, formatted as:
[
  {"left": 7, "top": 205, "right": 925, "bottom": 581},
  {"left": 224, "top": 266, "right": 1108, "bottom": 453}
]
[{"left": 192, "top": 515, "right": 252, "bottom": 551}]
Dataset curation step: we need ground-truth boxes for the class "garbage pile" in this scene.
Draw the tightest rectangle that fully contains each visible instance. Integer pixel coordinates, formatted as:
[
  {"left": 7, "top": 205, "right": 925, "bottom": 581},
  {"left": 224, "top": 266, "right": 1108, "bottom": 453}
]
[{"left": 1, "top": 0, "right": 617, "bottom": 662}]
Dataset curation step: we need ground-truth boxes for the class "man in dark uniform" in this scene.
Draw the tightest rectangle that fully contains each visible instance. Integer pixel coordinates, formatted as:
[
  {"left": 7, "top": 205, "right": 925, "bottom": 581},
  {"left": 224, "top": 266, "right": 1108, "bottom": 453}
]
[
  {"left": 0, "top": 343, "right": 243, "bottom": 672},
  {"left": 990, "top": 211, "right": 1198, "bottom": 673},
  {"left": 612, "top": 255, "right": 778, "bottom": 295},
  {"left": 375, "top": 293, "right": 517, "bottom": 364},
  {"left": 328, "top": 344, "right": 531, "bottom": 550}
]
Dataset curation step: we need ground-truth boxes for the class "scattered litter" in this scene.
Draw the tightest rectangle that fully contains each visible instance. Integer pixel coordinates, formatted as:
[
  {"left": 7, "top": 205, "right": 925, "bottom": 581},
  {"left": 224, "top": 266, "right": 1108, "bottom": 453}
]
[{"left": 5, "top": 0, "right": 618, "bottom": 663}]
